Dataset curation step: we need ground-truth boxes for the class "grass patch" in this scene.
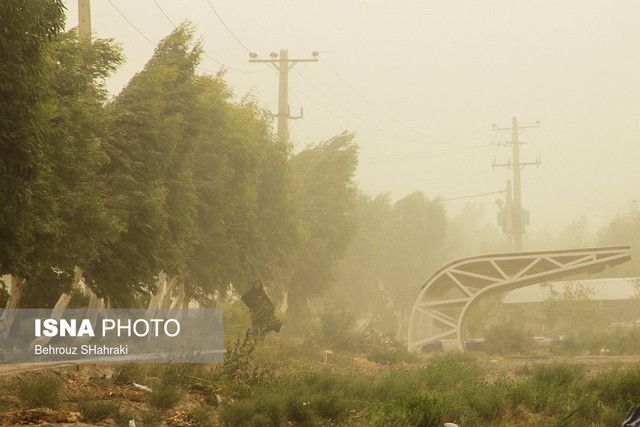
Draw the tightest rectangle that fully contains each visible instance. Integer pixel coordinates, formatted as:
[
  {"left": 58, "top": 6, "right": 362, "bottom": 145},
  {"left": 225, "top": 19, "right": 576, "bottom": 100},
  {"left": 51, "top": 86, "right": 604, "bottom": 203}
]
[
  {"left": 149, "top": 381, "right": 182, "bottom": 410},
  {"left": 218, "top": 353, "right": 640, "bottom": 426},
  {"left": 78, "top": 399, "right": 119, "bottom": 422},
  {"left": 112, "top": 363, "right": 146, "bottom": 385},
  {"left": 484, "top": 323, "right": 532, "bottom": 354},
  {"left": 17, "top": 373, "right": 64, "bottom": 408}
]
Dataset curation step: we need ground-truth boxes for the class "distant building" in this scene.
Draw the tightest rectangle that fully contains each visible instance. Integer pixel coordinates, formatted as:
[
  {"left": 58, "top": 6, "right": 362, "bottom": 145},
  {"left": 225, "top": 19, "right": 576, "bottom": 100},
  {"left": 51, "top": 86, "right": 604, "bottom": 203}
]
[
  {"left": 503, "top": 277, "right": 640, "bottom": 304},
  {"left": 499, "top": 277, "right": 640, "bottom": 334}
]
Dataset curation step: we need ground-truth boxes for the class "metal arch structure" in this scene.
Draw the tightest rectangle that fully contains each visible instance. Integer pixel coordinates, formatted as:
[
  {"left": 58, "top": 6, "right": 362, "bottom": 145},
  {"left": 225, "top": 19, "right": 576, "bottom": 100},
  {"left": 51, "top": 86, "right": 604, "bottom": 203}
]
[{"left": 408, "top": 246, "right": 631, "bottom": 352}]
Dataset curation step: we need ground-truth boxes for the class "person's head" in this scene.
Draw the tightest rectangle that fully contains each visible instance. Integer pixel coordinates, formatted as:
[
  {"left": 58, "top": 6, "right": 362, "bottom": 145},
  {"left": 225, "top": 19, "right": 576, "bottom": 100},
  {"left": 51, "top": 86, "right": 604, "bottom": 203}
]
[{"left": 253, "top": 279, "right": 264, "bottom": 290}]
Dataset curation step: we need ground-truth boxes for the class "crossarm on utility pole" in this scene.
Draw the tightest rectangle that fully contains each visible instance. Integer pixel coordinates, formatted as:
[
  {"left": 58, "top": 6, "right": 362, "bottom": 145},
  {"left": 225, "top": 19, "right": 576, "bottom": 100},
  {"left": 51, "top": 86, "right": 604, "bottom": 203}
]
[{"left": 249, "top": 49, "right": 319, "bottom": 145}]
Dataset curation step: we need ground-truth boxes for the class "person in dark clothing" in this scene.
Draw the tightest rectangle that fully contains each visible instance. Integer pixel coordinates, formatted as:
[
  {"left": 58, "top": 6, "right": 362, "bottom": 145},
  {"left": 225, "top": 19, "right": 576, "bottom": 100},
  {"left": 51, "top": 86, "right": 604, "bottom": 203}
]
[{"left": 241, "top": 280, "right": 282, "bottom": 338}]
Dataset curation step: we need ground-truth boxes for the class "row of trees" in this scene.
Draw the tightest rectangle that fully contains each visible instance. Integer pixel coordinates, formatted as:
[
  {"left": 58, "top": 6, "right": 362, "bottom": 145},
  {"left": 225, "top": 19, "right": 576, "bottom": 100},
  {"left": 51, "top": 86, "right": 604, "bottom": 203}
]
[
  {"left": 0, "top": 1, "right": 359, "bottom": 312},
  {"left": 3, "top": 2, "right": 636, "bottom": 331}
]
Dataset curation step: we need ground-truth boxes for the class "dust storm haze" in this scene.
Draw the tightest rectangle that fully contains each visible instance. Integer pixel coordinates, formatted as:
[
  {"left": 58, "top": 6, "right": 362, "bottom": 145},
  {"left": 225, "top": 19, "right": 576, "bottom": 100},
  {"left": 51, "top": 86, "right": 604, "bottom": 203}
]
[
  {"left": 4, "top": 1, "right": 640, "bottom": 425},
  {"left": 64, "top": 0, "right": 640, "bottom": 234}
]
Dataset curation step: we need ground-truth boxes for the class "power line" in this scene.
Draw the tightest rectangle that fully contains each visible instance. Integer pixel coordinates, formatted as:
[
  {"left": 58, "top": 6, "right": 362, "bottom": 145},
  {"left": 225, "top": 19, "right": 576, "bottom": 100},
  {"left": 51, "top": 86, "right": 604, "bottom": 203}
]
[
  {"left": 323, "top": 61, "right": 429, "bottom": 140},
  {"left": 106, "top": 0, "right": 155, "bottom": 45},
  {"left": 152, "top": 0, "right": 175, "bottom": 27},
  {"left": 294, "top": 66, "right": 486, "bottom": 149},
  {"left": 292, "top": 69, "right": 393, "bottom": 135},
  {"left": 358, "top": 144, "right": 491, "bottom": 161},
  {"left": 203, "top": 0, "right": 251, "bottom": 53},
  {"left": 442, "top": 190, "right": 505, "bottom": 203},
  {"left": 107, "top": 0, "right": 250, "bottom": 73}
]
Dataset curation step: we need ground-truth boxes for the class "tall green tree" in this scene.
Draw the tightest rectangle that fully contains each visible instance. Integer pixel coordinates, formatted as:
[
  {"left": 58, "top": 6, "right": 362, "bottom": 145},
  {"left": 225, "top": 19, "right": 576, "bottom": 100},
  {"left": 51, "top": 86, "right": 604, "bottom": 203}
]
[
  {"left": 187, "top": 81, "right": 296, "bottom": 301},
  {"left": 96, "top": 23, "right": 296, "bottom": 305},
  {"left": 93, "top": 23, "right": 202, "bottom": 304},
  {"left": 21, "top": 30, "right": 124, "bottom": 306},
  {"left": 0, "top": 0, "right": 65, "bottom": 279},
  {"left": 286, "top": 132, "right": 359, "bottom": 305},
  {"left": 331, "top": 191, "right": 447, "bottom": 332},
  {"left": 384, "top": 192, "right": 447, "bottom": 311}
]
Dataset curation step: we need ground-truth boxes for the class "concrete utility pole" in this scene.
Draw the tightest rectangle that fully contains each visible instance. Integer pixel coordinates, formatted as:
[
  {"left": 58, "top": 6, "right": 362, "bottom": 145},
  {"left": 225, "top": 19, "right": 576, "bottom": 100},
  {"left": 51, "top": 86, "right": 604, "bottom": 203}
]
[
  {"left": 78, "top": 0, "right": 91, "bottom": 41},
  {"left": 249, "top": 49, "right": 319, "bottom": 144},
  {"left": 492, "top": 117, "right": 541, "bottom": 252}
]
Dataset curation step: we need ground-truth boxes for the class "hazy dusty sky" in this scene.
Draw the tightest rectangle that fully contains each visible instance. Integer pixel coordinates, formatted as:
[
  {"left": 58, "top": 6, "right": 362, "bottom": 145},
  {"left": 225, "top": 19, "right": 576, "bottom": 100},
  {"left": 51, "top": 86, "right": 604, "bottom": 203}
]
[{"left": 63, "top": 0, "right": 640, "bottom": 236}]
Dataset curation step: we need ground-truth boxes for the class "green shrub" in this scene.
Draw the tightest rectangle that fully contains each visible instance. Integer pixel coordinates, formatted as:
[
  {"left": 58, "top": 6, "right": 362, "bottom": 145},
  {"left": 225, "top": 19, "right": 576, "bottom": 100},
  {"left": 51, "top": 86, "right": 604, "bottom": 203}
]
[
  {"left": 313, "top": 392, "right": 348, "bottom": 421},
  {"left": 113, "top": 409, "right": 137, "bottom": 427},
  {"left": 79, "top": 399, "right": 119, "bottom": 422},
  {"left": 555, "top": 327, "right": 640, "bottom": 356},
  {"left": 18, "top": 373, "right": 64, "bottom": 408},
  {"left": 366, "top": 391, "right": 448, "bottom": 427},
  {"left": 310, "top": 305, "right": 360, "bottom": 350},
  {"left": 530, "top": 363, "right": 585, "bottom": 388},
  {"left": 249, "top": 413, "right": 272, "bottom": 427},
  {"left": 363, "top": 331, "right": 418, "bottom": 364},
  {"left": 189, "top": 405, "right": 214, "bottom": 426},
  {"left": 140, "top": 409, "right": 162, "bottom": 426},
  {"left": 484, "top": 323, "right": 532, "bottom": 354},
  {"left": 221, "top": 400, "right": 255, "bottom": 426},
  {"left": 591, "top": 366, "right": 640, "bottom": 407},
  {"left": 112, "top": 363, "right": 145, "bottom": 385},
  {"left": 252, "top": 394, "right": 284, "bottom": 426},
  {"left": 285, "top": 395, "right": 314, "bottom": 424},
  {"left": 149, "top": 380, "right": 182, "bottom": 410}
]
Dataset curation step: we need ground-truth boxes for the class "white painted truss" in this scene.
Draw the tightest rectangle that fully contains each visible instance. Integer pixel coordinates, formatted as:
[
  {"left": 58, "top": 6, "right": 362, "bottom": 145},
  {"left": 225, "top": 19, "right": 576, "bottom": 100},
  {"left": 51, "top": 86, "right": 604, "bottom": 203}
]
[{"left": 407, "top": 246, "right": 631, "bottom": 352}]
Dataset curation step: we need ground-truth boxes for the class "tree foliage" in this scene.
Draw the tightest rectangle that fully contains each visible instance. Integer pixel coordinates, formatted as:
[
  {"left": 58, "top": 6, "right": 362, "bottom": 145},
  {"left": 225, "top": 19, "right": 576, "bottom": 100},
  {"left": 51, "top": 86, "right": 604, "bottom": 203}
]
[
  {"left": 1, "top": 11, "right": 360, "bottom": 310},
  {"left": 287, "top": 132, "right": 359, "bottom": 303},
  {"left": 331, "top": 191, "right": 447, "bottom": 331},
  {"left": 0, "top": 0, "right": 65, "bottom": 278}
]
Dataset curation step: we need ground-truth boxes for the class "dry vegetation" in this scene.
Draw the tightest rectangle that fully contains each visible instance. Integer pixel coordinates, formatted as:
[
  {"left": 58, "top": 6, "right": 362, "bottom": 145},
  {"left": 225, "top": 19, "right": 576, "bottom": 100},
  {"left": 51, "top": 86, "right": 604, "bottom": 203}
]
[{"left": 1, "top": 328, "right": 640, "bottom": 426}]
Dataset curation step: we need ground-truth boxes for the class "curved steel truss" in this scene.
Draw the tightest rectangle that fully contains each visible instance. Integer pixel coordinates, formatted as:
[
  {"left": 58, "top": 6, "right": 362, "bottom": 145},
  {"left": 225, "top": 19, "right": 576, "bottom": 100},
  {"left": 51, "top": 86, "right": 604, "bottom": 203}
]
[{"left": 408, "top": 246, "right": 631, "bottom": 352}]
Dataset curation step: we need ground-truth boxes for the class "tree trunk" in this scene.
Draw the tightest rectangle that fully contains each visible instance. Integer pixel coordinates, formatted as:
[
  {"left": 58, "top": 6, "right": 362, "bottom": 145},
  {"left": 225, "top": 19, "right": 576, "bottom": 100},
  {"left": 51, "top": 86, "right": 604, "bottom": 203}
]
[
  {"left": 30, "top": 266, "right": 83, "bottom": 348},
  {"left": 161, "top": 276, "right": 178, "bottom": 309},
  {"left": 171, "top": 282, "right": 186, "bottom": 313},
  {"left": 279, "top": 286, "right": 289, "bottom": 315},
  {"left": 0, "top": 275, "right": 25, "bottom": 338},
  {"left": 181, "top": 292, "right": 189, "bottom": 318},
  {"left": 273, "top": 265, "right": 294, "bottom": 315},
  {"left": 146, "top": 271, "right": 167, "bottom": 317},
  {"left": 30, "top": 292, "right": 72, "bottom": 349}
]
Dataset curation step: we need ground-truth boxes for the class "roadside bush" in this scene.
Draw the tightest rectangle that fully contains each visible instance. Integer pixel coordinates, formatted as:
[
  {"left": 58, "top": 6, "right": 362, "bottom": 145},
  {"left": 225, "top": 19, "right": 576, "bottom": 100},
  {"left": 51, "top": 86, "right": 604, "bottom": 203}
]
[
  {"left": 212, "top": 333, "right": 273, "bottom": 385},
  {"left": 591, "top": 366, "right": 640, "bottom": 408},
  {"left": 313, "top": 392, "right": 349, "bottom": 421},
  {"left": 530, "top": 362, "right": 585, "bottom": 388},
  {"left": 113, "top": 409, "right": 137, "bottom": 427},
  {"left": 140, "top": 409, "right": 163, "bottom": 426},
  {"left": 220, "top": 400, "right": 255, "bottom": 426},
  {"left": 309, "top": 305, "right": 360, "bottom": 350},
  {"left": 18, "top": 373, "right": 64, "bottom": 408},
  {"left": 79, "top": 399, "right": 119, "bottom": 422},
  {"left": 112, "top": 363, "right": 145, "bottom": 385},
  {"left": 484, "top": 323, "right": 532, "bottom": 354},
  {"left": 149, "top": 382, "right": 182, "bottom": 410},
  {"left": 366, "top": 391, "right": 448, "bottom": 427},
  {"left": 285, "top": 395, "right": 315, "bottom": 424},
  {"left": 362, "top": 330, "right": 417, "bottom": 364},
  {"left": 554, "top": 326, "right": 640, "bottom": 355},
  {"left": 189, "top": 406, "right": 215, "bottom": 426},
  {"left": 149, "top": 372, "right": 183, "bottom": 410}
]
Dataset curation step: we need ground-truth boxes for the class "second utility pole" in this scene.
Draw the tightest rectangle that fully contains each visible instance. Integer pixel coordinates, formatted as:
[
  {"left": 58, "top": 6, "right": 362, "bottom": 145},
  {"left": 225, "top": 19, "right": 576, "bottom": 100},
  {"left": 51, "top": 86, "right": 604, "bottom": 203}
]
[
  {"left": 493, "top": 117, "right": 541, "bottom": 252},
  {"left": 250, "top": 49, "right": 319, "bottom": 144}
]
